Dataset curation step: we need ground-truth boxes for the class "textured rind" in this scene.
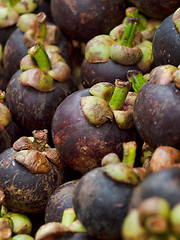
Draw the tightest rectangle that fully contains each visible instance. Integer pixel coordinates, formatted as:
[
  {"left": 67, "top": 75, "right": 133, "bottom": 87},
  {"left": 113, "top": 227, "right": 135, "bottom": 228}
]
[
  {"left": 50, "top": 0, "right": 126, "bottom": 42},
  {"left": 134, "top": 82, "right": 180, "bottom": 149},
  {"left": 152, "top": 14, "right": 180, "bottom": 67},
  {"left": 0, "top": 147, "right": 64, "bottom": 213},
  {"left": 5, "top": 69, "right": 77, "bottom": 132},
  {"left": 52, "top": 89, "right": 141, "bottom": 174},
  {"left": 73, "top": 167, "right": 134, "bottom": 240},
  {"left": 45, "top": 180, "right": 78, "bottom": 223}
]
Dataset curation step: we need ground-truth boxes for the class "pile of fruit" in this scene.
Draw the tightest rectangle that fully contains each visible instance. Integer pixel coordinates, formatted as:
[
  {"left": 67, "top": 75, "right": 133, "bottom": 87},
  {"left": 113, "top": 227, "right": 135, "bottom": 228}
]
[{"left": 0, "top": 0, "right": 180, "bottom": 239}]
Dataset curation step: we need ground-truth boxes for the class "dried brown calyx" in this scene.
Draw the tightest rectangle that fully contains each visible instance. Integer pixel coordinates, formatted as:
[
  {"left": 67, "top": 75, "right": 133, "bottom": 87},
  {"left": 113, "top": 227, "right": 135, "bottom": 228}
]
[{"left": 13, "top": 129, "right": 63, "bottom": 174}]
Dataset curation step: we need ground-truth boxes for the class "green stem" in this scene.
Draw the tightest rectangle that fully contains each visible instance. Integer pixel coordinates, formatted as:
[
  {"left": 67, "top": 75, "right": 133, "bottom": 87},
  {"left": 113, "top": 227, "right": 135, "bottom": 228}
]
[
  {"left": 35, "top": 12, "right": 47, "bottom": 42},
  {"left": 28, "top": 42, "right": 51, "bottom": 71},
  {"left": 125, "top": 7, "right": 145, "bottom": 31},
  {"left": 127, "top": 70, "right": 147, "bottom": 93},
  {"left": 109, "top": 80, "right": 131, "bottom": 110},
  {"left": 120, "top": 17, "right": 139, "bottom": 48},
  {"left": 61, "top": 208, "right": 76, "bottom": 227},
  {"left": 122, "top": 141, "right": 137, "bottom": 166}
]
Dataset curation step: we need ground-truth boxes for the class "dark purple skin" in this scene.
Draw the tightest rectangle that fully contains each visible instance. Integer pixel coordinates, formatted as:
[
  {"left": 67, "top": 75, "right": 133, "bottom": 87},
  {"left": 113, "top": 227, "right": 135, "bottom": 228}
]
[
  {"left": 50, "top": 0, "right": 126, "bottom": 42},
  {"left": 0, "top": 25, "right": 16, "bottom": 47},
  {"left": 72, "top": 167, "right": 134, "bottom": 240},
  {"left": 130, "top": 167, "right": 180, "bottom": 209},
  {"left": 152, "top": 13, "right": 180, "bottom": 67},
  {"left": 45, "top": 180, "right": 78, "bottom": 223},
  {"left": 52, "top": 88, "right": 142, "bottom": 174},
  {"left": 129, "top": 0, "right": 180, "bottom": 19},
  {"left": 5, "top": 69, "right": 77, "bottom": 133},
  {"left": 0, "top": 147, "right": 64, "bottom": 213},
  {"left": 81, "top": 58, "right": 140, "bottom": 88},
  {"left": 134, "top": 82, "right": 180, "bottom": 149},
  {"left": 3, "top": 27, "right": 73, "bottom": 85},
  {"left": 0, "top": 127, "right": 11, "bottom": 154}
]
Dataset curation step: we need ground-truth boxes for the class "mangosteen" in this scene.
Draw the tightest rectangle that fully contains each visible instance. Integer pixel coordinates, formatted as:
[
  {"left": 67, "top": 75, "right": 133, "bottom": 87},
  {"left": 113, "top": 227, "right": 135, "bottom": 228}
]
[
  {"left": 133, "top": 64, "right": 180, "bottom": 149},
  {"left": 128, "top": 0, "right": 180, "bottom": 19},
  {"left": 5, "top": 42, "right": 77, "bottom": 133},
  {"left": 72, "top": 150, "right": 144, "bottom": 240},
  {"left": 3, "top": 12, "right": 73, "bottom": 85},
  {"left": 152, "top": 7, "right": 180, "bottom": 67},
  {"left": 0, "top": 129, "right": 66, "bottom": 213},
  {"left": 81, "top": 17, "right": 154, "bottom": 88},
  {"left": 130, "top": 167, "right": 180, "bottom": 210},
  {"left": 45, "top": 180, "right": 79, "bottom": 223},
  {"left": 50, "top": 0, "right": 126, "bottom": 43},
  {"left": 52, "top": 79, "right": 143, "bottom": 174}
]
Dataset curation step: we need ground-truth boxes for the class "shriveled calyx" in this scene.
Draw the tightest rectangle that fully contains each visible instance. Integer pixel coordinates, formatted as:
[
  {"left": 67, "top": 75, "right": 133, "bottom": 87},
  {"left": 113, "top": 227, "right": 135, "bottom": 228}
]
[{"left": 13, "top": 129, "right": 65, "bottom": 174}]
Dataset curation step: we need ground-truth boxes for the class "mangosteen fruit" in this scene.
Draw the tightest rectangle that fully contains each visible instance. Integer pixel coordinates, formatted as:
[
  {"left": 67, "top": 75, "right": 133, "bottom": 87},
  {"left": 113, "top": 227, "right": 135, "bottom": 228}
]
[
  {"left": 5, "top": 42, "right": 77, "bottom": 133},
  {"left": 130, "top": 167, "right": 180, "bottom": 210},
  {"left": 3, "top": 12, "right": 73, "bottom": 85},
  {"left": 72, "top": 149, "right": 145, "bottom": 240},
  {"left": 81, "top": 17, "right": 154, "bottom": 88},
  {"left": 45, "top": 180, "right": 79, "bottom": 223},
  {"left": 0, "top": 129, "right": 66, "bottom": 213},
  {"left": 128, "top": 0, "right": 180, "bottom": 19},
  {"left": 52, "top": 79, "right": 143, "bottom": 174},
  {"left": 152, "top": 7, "right": 180, "bottom": 67},
  {"left": 50, "top": 0, "right": 126, "bottom": 43},
  {"left": 133, "top": 64, "right": 180, "bottom": 149}
]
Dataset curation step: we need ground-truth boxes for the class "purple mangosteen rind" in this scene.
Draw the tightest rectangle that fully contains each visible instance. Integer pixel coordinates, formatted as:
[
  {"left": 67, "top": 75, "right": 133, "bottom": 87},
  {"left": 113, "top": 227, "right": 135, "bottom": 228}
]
[
  {"left": 5, "top": 69, "right": 77, "bottom": 133},
  {"left": 50, "top": 0, "right": 126, "bottom": 43},
  {"left": 0, "top": 147, "right": 63, "bottom": 213},
  {"left": 45, "top": 180, "right": 78, "bottom": 223},
  {"left": 129, "top": 0, "right": 180, "bottom": 19},
  {"left": 130, "top": 167, "right": 180, "bottom": 209},
  {"left": 152, "top": 12, "right": 180, "bottom": 67},
  {"left": 134, "top": 81, "right": 180, "bottom": 149},
  {"left": 51, "top": 88, "right": 142, "bottom": 174},
  {"left": 72, "top": 167, "right": 134, "bottom": 240}
]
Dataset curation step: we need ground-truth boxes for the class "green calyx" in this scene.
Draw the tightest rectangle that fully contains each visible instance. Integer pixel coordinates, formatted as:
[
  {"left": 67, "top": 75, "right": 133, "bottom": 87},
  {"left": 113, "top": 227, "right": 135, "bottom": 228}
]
[
  {"left": 83, "top": 81, "right": 136, "bottom": 129},
  {"left": 85, "top": 35, "right": 115, "bottom": 63},
  {"left": 17, "top": 13, "right": 37, "bottom": 33},
  {"left": 137, "top": 40, "right": 154, "bottom": 73},
  {"left": 110, "top": 43, "right": 142, "bottom": 65},
  {"left": 173, "top": 7, "right": 180, "bottom": 34},
  {"left": 127, "top": 70, "right": 147, "bottom": 93},
  {"left": 0, "top": 102, "right": 11, "bottom": 127},
  {"left": 103, "top": 162, "right": 139, "bottom": 185},
  {"left": 19, "top": 42, "right": 71, "bottom": 92},
  {"left": 80, "top": 96, "right": 114, "bottom": 127},
  {"left": 0, "top": 0, "right": 39, "bottom": 28},
  {"left": 85, "top": 16, "right": 143, "bottom": 65}
]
